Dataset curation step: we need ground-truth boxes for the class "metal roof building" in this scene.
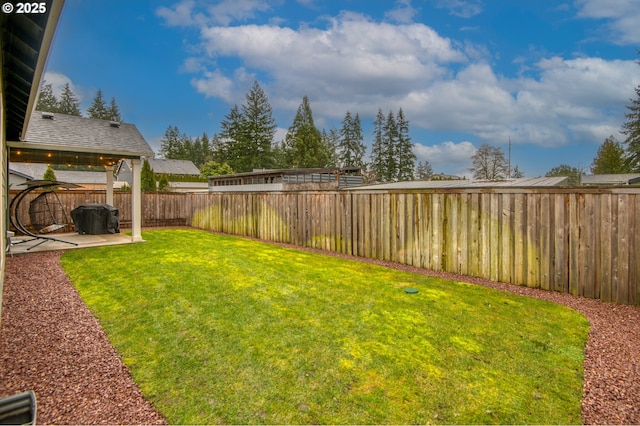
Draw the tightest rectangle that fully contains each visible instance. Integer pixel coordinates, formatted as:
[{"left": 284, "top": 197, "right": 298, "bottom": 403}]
[
  {"left": 581, "top": 174, "right": 640, "bottom": 186},
  {"left": 348, "top": 177, "right": 569, "bottom": 190}
]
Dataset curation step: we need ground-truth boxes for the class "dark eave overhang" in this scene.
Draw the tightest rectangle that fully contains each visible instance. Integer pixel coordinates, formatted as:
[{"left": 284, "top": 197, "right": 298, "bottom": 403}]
[{"left": 1, "top": 0, "right": 65, "bottom": 141}]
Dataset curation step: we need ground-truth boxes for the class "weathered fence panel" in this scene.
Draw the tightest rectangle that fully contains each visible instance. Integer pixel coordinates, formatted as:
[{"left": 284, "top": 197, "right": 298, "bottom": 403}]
[
  {"left": 187, "top": 188, "right": 640, "bottom": 306},
  {"left": 10, "top": 188, "right": 640, "bottom": 305}
]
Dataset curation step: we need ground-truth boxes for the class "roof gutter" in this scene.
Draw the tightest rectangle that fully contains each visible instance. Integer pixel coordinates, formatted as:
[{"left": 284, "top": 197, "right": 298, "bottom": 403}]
[{"left": 7, "top": 140, "right": 154, "bottom": 158}]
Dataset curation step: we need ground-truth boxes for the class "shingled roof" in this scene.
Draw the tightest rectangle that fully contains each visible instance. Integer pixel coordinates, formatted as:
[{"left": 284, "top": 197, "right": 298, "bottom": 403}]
[
  {"left": 147, "top": 158, "right": 200, "bottom": 175},
  {"left": 8, "top": 111, "right": 154, "bottom": 167}
]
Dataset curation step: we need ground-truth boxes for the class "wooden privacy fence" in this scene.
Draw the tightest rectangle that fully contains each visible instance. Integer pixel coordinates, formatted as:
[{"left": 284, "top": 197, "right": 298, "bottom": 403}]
[
  {"left": 186, "top": 189, "right": 640, "bottom": 306},
  {"left": 10, "top": 188, "right": 640, "bottom": 305},
  {"left": 9, "top": 190, "right": 187, "bottom": 231}
]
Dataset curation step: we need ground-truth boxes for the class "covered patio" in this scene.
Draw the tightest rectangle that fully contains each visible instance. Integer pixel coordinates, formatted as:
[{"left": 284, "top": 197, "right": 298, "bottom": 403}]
[{"left": 7, "top": 111, "right": 155, "bottom": 246}]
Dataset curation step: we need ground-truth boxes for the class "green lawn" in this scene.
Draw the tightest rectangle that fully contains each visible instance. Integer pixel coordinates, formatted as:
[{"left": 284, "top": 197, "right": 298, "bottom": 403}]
[{"left": 61, "top": 228, "right": 589, "bottom": 424}]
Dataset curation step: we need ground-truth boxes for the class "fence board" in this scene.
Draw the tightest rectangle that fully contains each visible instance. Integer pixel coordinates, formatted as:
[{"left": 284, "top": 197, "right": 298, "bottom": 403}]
[{"left": 12, "top": 188, "right": 640, "bottom": 306}]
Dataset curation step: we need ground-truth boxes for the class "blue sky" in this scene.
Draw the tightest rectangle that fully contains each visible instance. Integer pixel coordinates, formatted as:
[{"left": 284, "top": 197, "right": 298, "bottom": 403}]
[{"left": 42, "top": 0, "right": 640, "bottom": 177}]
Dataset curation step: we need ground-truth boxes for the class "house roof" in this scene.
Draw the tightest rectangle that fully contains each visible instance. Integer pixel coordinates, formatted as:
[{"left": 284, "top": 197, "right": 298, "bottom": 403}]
[
  {"left": 10, "top": 162, "right": 108, "bottom": 185},
  {"left": 208, "top": 167, "right": 362, "bottom": 180},
  {"left": 8, "top": 111, "right": 155, "bottom": 167},
  {"left": 147, "top": 158, "right": 200, "bottom": 175},
  {"left": 581, "top": 174, "right": 640, "bottom": 186},
  {"left": 0, "top": 1, "right": 65, "bottom": 141},
  {"left": 350, "top": 177, "right": 569, "bottom": 190}
]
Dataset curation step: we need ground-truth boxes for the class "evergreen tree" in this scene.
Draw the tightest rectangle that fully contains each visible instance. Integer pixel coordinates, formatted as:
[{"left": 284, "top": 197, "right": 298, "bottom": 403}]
[
  {"left": 545, "top": 164, "right": 583, "bottom": 185},
  {"left": 158, "top": 125, "right": 182, "bottom": 159},
  {"left": 141, "top": 159, "right": 156, "bottom": 191},
  {"left": 382, "top": 111, "right": 398, "bottom": 182},
  {"left": 415, "top": 160, "right": 433, "bottom": 180},
  {"left": 396, "top": 108, "right": 416, "bottom": 181},
  {"left": 157, "top": 174, "right": 170, "bottom": 191},
  {"left": 370, "top": 109, "right": 387, "bottom": 181},
  {"left": 322, "top": 128, "right": 340, "bottom": 168},
  {"left": 591, "top": 135, "right": 630, "bottom": 174},
  {"left": 107, "top": 97, "right": 122, "bottom": 122},
  {"left": 338, "top": 112, "right": 366, "bottom": 168},
  {"left": 511, "top": 165, "right": 524, "bottom": 178},
  {"left": 284, "top": 96, "right": 329, "bottom": 168},
  {"left": 43, "top": 165, "right": 57, "bottom": 182},
  {"left": 200, "top": 133, "right": 212, "bottom": 165},
  {"left": 36, "top": 81, "right": 59, "bottom": 112},
  {"left": 271, "top": 141, "right": 288, "bottom": 169},
  {"left": 622, "top": 54, "right": 640, "bottom": 172},
  {"left": 218, "top": 105, "right": 246, "bottom": 170},
  {"left": 191, "top": 136, "right": 204, "bottom": 168},
  {"left": 241, "top": 81, "right": 277, "bottom": 170},
  {"left": 57, "top": 83, "right": 81, "bottom": 116},
  {"left": 469, "top": 144, "right": 509, "bottom": 180},
  {"left": 87, "top": 89, "right": 108, "bottom": 119}
]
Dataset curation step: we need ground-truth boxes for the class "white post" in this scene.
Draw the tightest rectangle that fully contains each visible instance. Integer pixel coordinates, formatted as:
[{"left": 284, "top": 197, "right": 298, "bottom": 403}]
[
  {"left": 105, "top": 165, "right": 114, "bottom": 206},
  {"left": 131, "top": 158, "right": 143, "bottom": 242}
]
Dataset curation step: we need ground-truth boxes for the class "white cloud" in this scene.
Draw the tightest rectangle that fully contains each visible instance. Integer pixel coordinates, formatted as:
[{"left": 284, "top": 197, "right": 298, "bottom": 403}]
[
  {"left": 156, "top": 0, "right": 204, "bottom": 27},
  {"left": 385, "top": 0, "right": 419, "bottom": 24},
  {"left": 161, "top": 3, "right": 639, "bottom": 152},
  {"left": 413, "top": 141, "right": 476, "bottom": 176},
  {"left": 156, "top": 0, "right": 273, "bottom": 27},
  {"left": 42, "top": 71, "right": 77, "bottom": 99},
  {"left": 435, "top": 0, "right": 483, "bottom": 18},
  {"left": 206, "top": 0, "right": 273, "bottom": 25},
  {"left": 575, "top": 0, "right": 640, "bottom": 44},
  {"left": 191, "top": 70, "right": 235, "bottom": 102},
  {"left": 196, "top": 12, "right": 466, "bottom": 118}
]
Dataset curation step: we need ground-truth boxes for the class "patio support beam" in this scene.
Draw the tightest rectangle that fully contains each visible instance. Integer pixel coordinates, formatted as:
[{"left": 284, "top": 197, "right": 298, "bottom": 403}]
[
  {"left": 105, "top": 165, "right": 114, "bottom": 206},
  {"left": 131, "top": 158, "right": 143, "bottom": 242}
]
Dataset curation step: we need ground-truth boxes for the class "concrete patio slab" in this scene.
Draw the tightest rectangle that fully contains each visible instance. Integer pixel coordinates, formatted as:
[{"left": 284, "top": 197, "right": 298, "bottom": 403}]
[{"left": 8, "top": 232, "right": 139, "bottom": 255}]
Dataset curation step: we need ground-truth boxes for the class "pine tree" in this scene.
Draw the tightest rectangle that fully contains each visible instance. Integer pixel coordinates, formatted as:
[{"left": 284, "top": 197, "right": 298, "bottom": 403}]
[
  {"left": 36, "top": 81, "right": 59, "bottom": 112},
  {"left": 338, "top": 112, "right": 366, "bottom": 168},
  {"left": 57, "top": 83, "right": 81, "bottom": 116},
  {"left": 415, "top": 160, "right": 433, "bottom": 180},
  {"left": 591, "top": 135, "right": 630, "bottom": 174},
  {"left": 396, "top": 108, "right": 416, "bottom": 181},
  {"left": 141, "top": 159, "right": 156, "bottom": 191},
  {"left": 621, "top": 60, "right": 640, "bottom": 171},
  {"left": 157, "top": 175, "right": 170, "bottom": 191},
  {"left": 107, "top": 97, "right": 122, "bottom": 122},
  {"left": 284, "top": 96, "right": 328, "bottom": 168},
  {"left": 159, "top": 125, "right": 181, "bottom": 159},
  {"left": 370, "top": 109, "right": 386, "bottom": 182},
  {"left": 191, "top": 136, "right": 204, "bottom": 168},
  {"left": 322, "top": 128, "right": 340, "bottom": 167},
  {"left": 382, "top": 111, "right": 398, "bottom": 182},
  {"left": 219, "top": 105, "right": 246, "bottom": 171},
  {"left": 200, "top": 132, "right": 212, "bottom": 164},
  {"left": 87, "top": 89, "right": 108, "bottom": 119},
  {"left": 511, "top": 165, "right": 524, "bottom": 178},
  {"left": 241, "top": 81, "right": 277, "bottom": 170},
  {"left": 43, "top": 165, "right": 57, "bottom": 182}
]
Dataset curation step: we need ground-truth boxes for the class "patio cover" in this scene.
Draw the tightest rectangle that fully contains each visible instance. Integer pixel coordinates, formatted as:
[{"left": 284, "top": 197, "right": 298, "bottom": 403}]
[{"left": 7, "top": 111, "right": 155, "bottom": 242}]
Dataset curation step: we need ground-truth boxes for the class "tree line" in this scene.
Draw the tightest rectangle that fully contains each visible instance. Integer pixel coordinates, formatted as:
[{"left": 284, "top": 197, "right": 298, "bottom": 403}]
[
  {"left": 159, "top": 81, "right": 420, "bottom": 182},
  {"left": 36, "top": 81, "right": 122, "bottom": 121}
]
